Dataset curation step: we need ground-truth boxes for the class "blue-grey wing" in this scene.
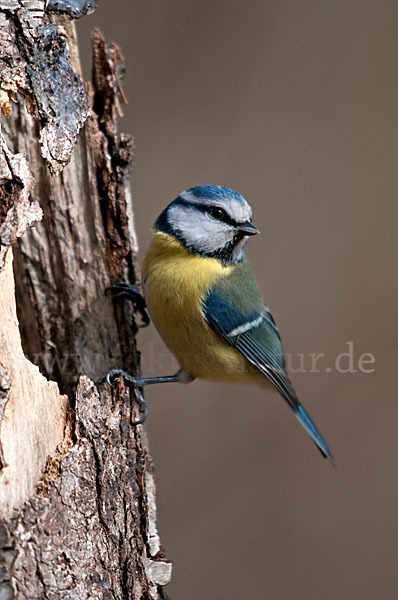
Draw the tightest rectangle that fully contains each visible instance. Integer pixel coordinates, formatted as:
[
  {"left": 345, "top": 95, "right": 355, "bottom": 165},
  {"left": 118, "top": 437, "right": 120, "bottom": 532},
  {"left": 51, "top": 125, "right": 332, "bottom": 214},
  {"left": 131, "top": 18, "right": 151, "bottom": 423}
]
[
  {"left": 202, "top": 287, "right": 333, "bottom": 462},
  {"left": 203, "top": 288, "right": 296, "bottom": 407}
]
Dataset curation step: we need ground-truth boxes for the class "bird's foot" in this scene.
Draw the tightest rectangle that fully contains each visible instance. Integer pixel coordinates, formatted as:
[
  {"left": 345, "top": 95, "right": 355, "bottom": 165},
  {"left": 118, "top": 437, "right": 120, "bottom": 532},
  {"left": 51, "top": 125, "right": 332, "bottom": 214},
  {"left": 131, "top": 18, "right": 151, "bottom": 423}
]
[
  {"left": 96, "top": 368, "right": 148, "bottom": 425},
  {"left": 105, "top": 282, "right": 150, "bottom": 328}
]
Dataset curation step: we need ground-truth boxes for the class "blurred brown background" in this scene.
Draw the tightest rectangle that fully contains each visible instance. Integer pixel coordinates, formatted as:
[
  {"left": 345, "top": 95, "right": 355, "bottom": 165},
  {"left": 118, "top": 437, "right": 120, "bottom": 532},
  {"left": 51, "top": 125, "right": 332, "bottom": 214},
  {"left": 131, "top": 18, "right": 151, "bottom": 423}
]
[{"left": 78, "top": 2, "right": 398, "bottom": 598}]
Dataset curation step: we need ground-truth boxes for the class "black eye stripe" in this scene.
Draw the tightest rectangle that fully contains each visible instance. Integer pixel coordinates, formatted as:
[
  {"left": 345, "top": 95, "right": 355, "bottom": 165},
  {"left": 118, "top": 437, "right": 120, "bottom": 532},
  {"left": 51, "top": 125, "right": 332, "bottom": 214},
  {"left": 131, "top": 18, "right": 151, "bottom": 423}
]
[
  {"left": 170, "top": 197, "right": 241, "bottom": 227},
  {"left": 203, "top": 204, "right": 237, "bottom": 226}
]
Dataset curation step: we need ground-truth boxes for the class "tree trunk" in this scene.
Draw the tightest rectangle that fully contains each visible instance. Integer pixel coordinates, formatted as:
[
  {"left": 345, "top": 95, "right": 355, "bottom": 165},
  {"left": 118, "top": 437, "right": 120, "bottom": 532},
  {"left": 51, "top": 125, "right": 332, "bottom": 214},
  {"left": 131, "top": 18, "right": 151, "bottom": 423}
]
[{"left": 0, "top": 3, "right": 171, "bottom": 598}]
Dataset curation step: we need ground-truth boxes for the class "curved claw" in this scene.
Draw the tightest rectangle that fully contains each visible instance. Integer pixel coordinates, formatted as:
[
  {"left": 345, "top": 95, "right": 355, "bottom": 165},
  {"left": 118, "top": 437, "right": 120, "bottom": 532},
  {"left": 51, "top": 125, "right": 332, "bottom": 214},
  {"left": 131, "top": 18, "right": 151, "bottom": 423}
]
[
  {"left": 96, "top": 369, "right": 122, "bottom": 386},
  {"left": 96, "top": 369, "right": 142, "bottom": 387},
  {"left": 96, "top": 368, "right": 148, "bottom": 426},
  {"left": 132, "top": 387, "right": 148, "bottom": 426},
  {"left": 105, "top": 282, "right": 150, "bottom": 328}
]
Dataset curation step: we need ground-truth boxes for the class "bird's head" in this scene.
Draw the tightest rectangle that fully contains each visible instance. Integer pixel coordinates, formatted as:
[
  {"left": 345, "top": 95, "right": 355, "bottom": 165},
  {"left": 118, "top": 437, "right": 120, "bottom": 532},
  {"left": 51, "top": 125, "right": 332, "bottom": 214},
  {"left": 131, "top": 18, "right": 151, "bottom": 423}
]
[{"left": 154, "top": 185, "right": 259, "bottom": 265}]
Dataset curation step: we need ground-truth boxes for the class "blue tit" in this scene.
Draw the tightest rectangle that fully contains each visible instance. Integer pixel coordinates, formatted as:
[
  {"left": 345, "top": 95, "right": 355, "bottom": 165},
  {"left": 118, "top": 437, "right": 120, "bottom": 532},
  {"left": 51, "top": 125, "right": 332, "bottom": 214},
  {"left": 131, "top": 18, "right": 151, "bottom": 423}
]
[{"left": 100, "top": 185, "right": 333, "bottom": 463}]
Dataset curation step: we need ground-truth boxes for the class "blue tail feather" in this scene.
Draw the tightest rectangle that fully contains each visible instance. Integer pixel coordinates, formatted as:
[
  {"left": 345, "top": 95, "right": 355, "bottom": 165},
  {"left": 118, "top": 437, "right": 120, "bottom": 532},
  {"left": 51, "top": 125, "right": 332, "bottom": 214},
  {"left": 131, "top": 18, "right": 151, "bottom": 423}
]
[{"left": 295, "top": 404, "right": 334, "bottom": 465}]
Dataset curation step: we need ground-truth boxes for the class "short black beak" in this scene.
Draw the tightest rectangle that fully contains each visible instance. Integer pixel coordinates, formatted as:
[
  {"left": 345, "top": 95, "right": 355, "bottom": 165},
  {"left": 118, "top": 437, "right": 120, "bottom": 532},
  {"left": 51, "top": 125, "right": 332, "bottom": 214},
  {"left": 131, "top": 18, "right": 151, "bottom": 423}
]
[{"left": 236, "top": 221, "right": 259, "bottom": 236}]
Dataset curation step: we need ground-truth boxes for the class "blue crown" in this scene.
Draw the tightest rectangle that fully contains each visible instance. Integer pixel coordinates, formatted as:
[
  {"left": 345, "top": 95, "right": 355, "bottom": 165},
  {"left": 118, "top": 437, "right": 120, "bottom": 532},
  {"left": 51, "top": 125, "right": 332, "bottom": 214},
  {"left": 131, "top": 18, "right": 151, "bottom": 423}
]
[{"left": 184, "top": 185, "right": 246, "bottom": 204}]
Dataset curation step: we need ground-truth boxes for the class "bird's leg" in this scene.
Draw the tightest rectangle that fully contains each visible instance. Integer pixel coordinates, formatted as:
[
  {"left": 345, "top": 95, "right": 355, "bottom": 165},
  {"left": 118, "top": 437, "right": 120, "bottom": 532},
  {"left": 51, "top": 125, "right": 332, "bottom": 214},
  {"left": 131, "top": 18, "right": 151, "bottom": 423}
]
[
  {"left": 96, "top": 367, "right": 195, "bottom": 426},
  {"left": 106, "top": 282, "right": 150, "bottom": 328},
  {"left": 96, "top": 369, "right": 192, "bottom": 387}
]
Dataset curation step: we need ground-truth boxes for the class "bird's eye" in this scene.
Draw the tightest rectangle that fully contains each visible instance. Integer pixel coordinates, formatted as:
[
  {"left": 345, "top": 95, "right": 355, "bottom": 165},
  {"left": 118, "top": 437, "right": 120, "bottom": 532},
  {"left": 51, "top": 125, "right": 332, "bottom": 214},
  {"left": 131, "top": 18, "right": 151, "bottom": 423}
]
[{"left": 209, "top": 206, "right": 227, "bottom": 220}]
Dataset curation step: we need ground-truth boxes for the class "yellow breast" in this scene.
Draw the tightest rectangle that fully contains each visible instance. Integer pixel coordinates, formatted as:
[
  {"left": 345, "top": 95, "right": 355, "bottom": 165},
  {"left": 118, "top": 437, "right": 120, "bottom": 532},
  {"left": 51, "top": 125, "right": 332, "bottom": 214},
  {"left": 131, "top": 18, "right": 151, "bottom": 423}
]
[{"left": 142, "top": 231, "right": 259, "bottom": 382}]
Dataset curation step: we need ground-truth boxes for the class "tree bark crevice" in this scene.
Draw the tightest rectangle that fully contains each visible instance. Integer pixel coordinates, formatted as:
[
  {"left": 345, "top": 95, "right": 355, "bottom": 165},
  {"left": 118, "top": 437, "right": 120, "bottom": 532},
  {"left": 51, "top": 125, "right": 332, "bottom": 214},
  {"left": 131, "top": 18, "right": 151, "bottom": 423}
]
[
  {"left": 4, "top": 376, "right": 171, "bottom": 600},
  {"left": 0, "top": 6, "right": 171, "bottom": 598}
]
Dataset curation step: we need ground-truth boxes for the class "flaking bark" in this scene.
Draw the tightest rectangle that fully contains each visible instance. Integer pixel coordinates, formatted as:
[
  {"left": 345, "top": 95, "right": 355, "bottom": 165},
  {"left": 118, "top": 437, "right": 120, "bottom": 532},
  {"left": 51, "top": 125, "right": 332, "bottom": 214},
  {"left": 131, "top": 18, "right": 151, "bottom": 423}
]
[{"left": 0, "top": 5, "right": 170, "bottom": 598}]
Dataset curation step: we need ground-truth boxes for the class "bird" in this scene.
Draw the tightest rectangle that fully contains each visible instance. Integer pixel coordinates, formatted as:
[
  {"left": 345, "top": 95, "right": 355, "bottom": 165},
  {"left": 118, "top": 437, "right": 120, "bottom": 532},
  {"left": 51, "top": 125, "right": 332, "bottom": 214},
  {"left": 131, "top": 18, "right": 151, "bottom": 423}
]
[{"left": 99, "top": 185, "right": 333, "bottom": 463}]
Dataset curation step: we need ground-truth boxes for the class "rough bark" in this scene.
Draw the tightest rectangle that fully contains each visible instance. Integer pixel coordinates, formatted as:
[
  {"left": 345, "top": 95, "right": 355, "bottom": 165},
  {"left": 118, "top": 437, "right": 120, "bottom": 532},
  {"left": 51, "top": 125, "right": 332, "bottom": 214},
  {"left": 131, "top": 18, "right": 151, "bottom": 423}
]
[{"left": 0, "top": 3, "right": 170, "bottom": 598}]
